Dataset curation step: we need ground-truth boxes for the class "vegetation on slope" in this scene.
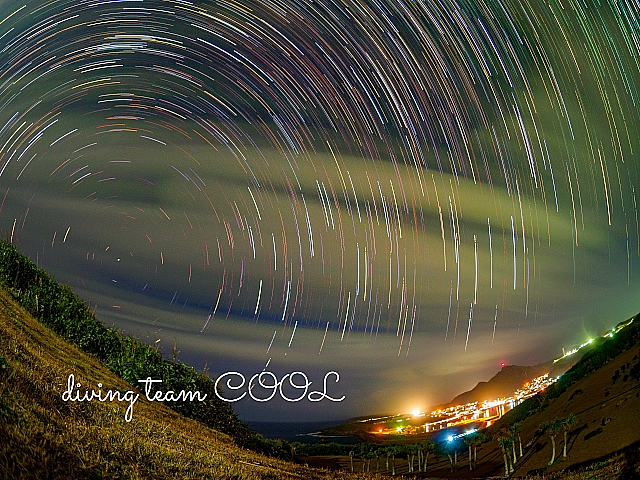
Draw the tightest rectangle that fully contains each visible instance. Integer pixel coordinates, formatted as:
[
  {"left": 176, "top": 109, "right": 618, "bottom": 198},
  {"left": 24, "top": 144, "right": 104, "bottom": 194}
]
[
  {"left": 0, "top": 282, "right": 389, "bottom": 479},
  {"left": 475, "top": 313, "right": 640, "bottom": 479},
  {"left": 0, "top": 239, "right": 292, "bottom": 459}
]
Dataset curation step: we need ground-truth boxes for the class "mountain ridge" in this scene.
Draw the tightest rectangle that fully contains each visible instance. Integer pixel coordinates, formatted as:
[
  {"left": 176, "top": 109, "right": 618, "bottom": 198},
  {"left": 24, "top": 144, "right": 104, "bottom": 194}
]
[{"left": 438, "top": 351, "right": 588, "bottom": 410}]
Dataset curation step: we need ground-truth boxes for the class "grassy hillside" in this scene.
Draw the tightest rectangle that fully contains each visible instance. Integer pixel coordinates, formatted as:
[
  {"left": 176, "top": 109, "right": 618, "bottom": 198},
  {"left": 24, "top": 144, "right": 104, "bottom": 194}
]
[
  {"left": 0, "top": 239, "right": 253, "bottom": 446},
  {"left": 0, "top": 279, "right": 389, "bottom": 479},
  {"left": 451, "top": 315, "right": 640, "bottom": 479}
]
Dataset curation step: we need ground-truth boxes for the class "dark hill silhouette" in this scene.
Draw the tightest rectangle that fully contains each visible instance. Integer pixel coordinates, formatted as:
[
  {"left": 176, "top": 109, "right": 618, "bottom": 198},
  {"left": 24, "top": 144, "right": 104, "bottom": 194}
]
[{"left": 439, "top": 349, "right": 589, "bottom": 409}]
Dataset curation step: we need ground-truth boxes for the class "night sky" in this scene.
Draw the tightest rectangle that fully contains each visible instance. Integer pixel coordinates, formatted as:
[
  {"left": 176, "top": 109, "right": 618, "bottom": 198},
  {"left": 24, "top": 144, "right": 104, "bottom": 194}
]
[{"left": 0, "top": 0, "right": 639, "bottom": 422}]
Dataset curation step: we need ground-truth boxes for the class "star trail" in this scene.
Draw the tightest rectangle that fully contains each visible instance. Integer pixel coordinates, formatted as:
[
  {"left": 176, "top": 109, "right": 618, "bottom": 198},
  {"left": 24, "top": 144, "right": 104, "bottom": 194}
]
[{"left": 0, "top": 0, "right": 639, "bottom": 420}]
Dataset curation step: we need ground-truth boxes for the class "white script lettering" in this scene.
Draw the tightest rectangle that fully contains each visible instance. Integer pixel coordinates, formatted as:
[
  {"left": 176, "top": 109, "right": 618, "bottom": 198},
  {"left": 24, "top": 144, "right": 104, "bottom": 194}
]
[
  {"left": 61, "top": 374, "right": 207, "bottom": 422},
  {"left": 137, "top": 377, "right": 207, "bottom": 402},
  {"left": 214, "top": 370, "right": 345, "bottom": 403},
  {"left": 61, "top": 373, "right": 139, "bottom": 422}
]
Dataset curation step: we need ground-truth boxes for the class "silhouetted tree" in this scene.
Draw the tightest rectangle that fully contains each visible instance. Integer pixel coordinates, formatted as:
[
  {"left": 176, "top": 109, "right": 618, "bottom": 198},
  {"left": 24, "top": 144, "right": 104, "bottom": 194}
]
[
  {"left": 419, "top": 439, "right": 436, "bottom": 472},
  {"left": 474, "top": 432, "right": 490, "bottom": 469},
  {"left": 444, "top": 438, "right": 459, "bottom": 473},
  {"left": 384, "top": 445, "right": 390, "bottom": 470},
  {"left": 364, "top": 450, "right": 376, "bottom": 472},
  {"left": 407, "top": 443, "right": 417, "bottom": 472},
  {"left": 358, "top": 443, "right": 369, "bottom": 472},
  {"left": 541, "top": 418, "right": 563, "bottom": 465},
  {"left": 374, "top": 446, "right": 383, "bottom": 472},
  {"left": 562, "top": 414, "right": 577, "bottom": 458},
  {"left": 509, "top": 422, "right": 522, "bottom": 462},
  {"left": 463, "top": 435, "right": 474, "bottom": 470},
  {"left": 385, "top": 445, "right": 399, "bottom": 475},
  {"left": 497, "top": 432, "right": 514, "bottom": 477}
]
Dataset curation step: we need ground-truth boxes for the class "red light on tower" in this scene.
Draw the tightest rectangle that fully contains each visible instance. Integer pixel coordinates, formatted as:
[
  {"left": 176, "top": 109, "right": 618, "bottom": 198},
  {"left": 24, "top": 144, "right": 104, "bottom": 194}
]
[{"left": 500, "top": 362, "right": 506, "bottom": 368}]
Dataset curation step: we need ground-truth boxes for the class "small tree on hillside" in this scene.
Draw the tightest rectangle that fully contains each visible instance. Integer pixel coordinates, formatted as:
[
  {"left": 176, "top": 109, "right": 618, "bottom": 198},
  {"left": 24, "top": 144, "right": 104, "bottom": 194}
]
[
  {"left": 374, "top": 446, "right": 383, "bottom": 472},
  {"left": 509, "top": 422, "right": 523, "bottom": 462},
  {"left": 407, "top": 443, "right": 418, "bottom": 472},
  {"left": 419, "top": 439, "right": 436, "bottom": 472},
  {"left": 385, "top": 445, "right": 399, "bottom": 475},
  {"left": 384, "top": 445, "right": 390, "bottom": 470},
  {"left": 463, "top": 435, "right": 474, "bottom": 470},
  {"left": 497, "top": 428, "right": 513, "bottom": 477},
  {"left": 562, "top": 414, "right": 577, "bottom": 458},
  {"left": 358, "top": 443, "right": 370, "bottom": 472},
  {"left": 443, "top": 438, "right": 459, "bottom": 473},
  {"left": 394, "top": 444, "right": 403, "bottom": 475},
  {"left": 474, "top": 431, "right": 491, "bottom": 469},
  {"left": 497, "top": 433, "right": 514, "bottom": 477},
  {"left": 541, "top": 418, "right": 563, "bottom": 465},
  {"left": 364, "top": 450, "right": 376, "bottom": 472}
]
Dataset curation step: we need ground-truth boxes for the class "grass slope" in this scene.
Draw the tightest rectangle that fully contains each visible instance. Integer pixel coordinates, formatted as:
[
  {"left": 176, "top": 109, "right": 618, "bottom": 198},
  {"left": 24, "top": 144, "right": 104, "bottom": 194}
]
[
  {"left": 0, "top": 240, "right": 250, "bottom": 445},
  {"left": 498, "top": 335, "right": 640, "bottom": 477},
  {"left": 422, "top": 315, "right": 640, "bottom": 479},
  {"left": 0, "top": 281, "right": 387, "bottom": 478}
]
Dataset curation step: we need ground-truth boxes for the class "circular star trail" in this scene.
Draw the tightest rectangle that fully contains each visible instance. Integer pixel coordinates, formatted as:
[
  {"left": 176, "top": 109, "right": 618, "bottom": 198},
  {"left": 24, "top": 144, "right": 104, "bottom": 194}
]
[{"left": 0, "top": 0, "right": 639, "bottom": 417}]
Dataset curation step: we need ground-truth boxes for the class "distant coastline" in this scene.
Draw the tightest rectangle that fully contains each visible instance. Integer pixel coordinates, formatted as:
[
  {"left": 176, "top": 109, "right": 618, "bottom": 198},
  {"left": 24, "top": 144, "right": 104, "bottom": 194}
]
[{"left": 246, "top": 420, "right": 359, "bottom": 444}]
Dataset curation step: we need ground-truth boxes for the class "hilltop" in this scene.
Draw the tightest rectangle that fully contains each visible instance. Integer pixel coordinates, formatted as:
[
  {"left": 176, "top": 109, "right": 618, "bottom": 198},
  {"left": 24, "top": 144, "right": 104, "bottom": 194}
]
[{"left": 440, "top": 346, "right": 589, "bottom": 410}]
